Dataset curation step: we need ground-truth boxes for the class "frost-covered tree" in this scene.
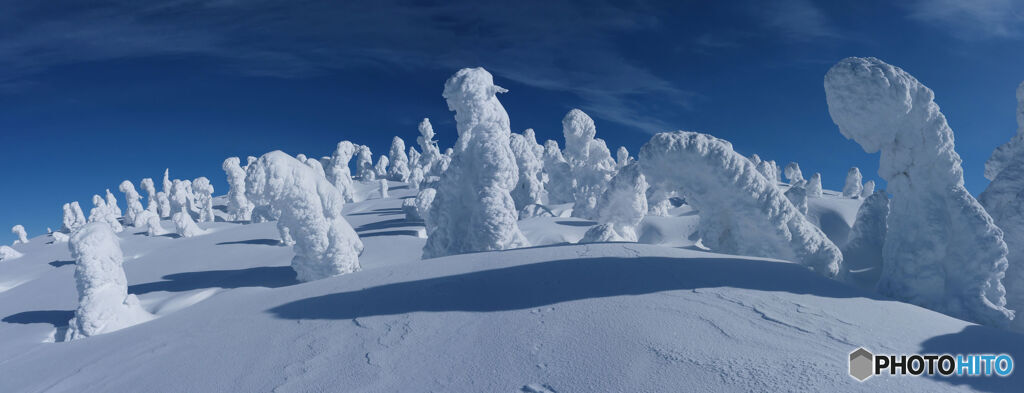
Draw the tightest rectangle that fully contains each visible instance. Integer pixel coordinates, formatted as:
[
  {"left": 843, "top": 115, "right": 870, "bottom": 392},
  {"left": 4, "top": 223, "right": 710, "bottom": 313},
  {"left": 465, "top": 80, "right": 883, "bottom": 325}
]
[
  {"left": 374, "top": 155, "right": 389, "bottom": 178},
  {"left": 11, "top": 225, "right": 27, "bottom": 244},
  {"left": 784, "top": 185, "right": 809, "bottom": 215},
  {"left": 140, "top": 178, "right": 157, "bottom": 214},
  {"left": 616, "top": 146, "right": 631, "bottom": 169},
  {"left": 409, "top": 167, "right": 425, "bottom": 190},
  {"left": 118, "top": 181, "right": 146, "bottom": 227},
  {"left": 581, "top": 162, "right": 648, "bottom": 243},
  {"left": 640, "top": 131, "right": 842, "bottom": 277},
  {"left": 246, "top": 151, "right": 364, "bottom": 281},
  {"left": 388, "top": 136, "right": 410, "bottom": 182},
  {"left": 142, "top": 211, "right": 168, "bottom": 237},
  {"left": 162, "top": 169, "right": 172, "bottom": 196},
  {"left": 408, "top": 146, "right": 421, "bottom": 171},
  {"left": 414, "top": 188, "right": 436, "bottom": 226},
  {"left": 784, "top": 162, "right": 805, "bottom": 185},
  {"left": 89, "top": 195, "right": 123, "bottom": 233},
  {"left": 156, "top": 192, "right": 171, "bottom": 218},
  {"left": 105, "top": 189, "right": 121, "bottom": 218},
  {"left": 646, "top": 186, "right": 674, "bottom": 217},
  {"left": 756, "top": 160, "right": 780, "bottom": 184},
  {"left": 979, "top": 82, "right": 1024, "bottom": 332},
  {"left": 379, "top": 179, "right": 389, "bottom": 199},
  {"left": 172, "top": 207, "right": 206, "bottom": 237},
  {"left": 356, "top": 145, "right": 376, "bottom": 181},
  {"left": 223, "top": 157, "right": 254, "bottom": 221},
  {"left": 562, "top": 109, "right": 616, "bottom": 219},
  {"left": 327, "top": 141, "right": 357, "bottom": 203},
  {"left": 861, "top": 180, "right": 875, "bottom": 199},
  {"left": 62, "top": 203, "right": 79, "bottom": 233},
  {"left": 807, "top": 173, "right": 823, "bottom": 197},
  {"left": 509, "top": 132, "right": 544, "bottom": 210},
  {"left": 843, "top": 167, "right": 863, "bottom": 198},
  {"left": 417, "top": 118, "right": 443, "bottom": 177},
  {"left": 305, "top": 157, "right": 327, "bottom": 179},
  {"left": 192, "top": 177, "right": 215, "bottom": 223},
  {"left": 542, "top": 140, "right": 574, "bottom": 204},
  {"left": 523, "top": 128, "right": 545, "bottom": 160},
  {"left": 825, "top": 56, "right": 1012, "bottom": 327},
  {"left": 841, "top": 190, "right": 889, "bottom": 290},
  {"left": 65, "top": 222, "right": 152, "bottom": 340},
  {"left": 423, "top": 67, "right": 529, "bottom": 258},
  {"left": 169, "top": 180, "right": 191, "bottom": 215},
  {"left": 984, "top": 82, "right": 1024, "bottom": 181}
]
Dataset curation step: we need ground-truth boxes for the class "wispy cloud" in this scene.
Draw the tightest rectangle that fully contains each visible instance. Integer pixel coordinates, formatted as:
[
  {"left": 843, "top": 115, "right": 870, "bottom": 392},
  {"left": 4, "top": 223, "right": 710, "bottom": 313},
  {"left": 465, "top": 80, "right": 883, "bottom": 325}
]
[
  {"left": 755, "top": 0, "right": 838, "bottom": 42},
  {"left": 906, "top": 0, "right": 1024, "bottom": 39},
  {"left": 0, "top": 0, "right": 693, "bottom": 133}
]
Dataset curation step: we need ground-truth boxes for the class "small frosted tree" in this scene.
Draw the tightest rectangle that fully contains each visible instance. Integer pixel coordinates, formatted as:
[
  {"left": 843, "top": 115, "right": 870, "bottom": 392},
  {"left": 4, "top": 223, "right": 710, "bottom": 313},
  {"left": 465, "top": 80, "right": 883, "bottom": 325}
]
[
  {"left": 327, "top": 141, "right": 357, "bottom": 203},
  {"left": 162, "top": 169, "right": 172, "bottom": 196},
  {"left": 172, "top": 207, "right": 206, "bottom": 237},
  {"left": 784, "top": 185, "right": 809, "bottom": 215},
  {"left": 223, "top": 157, "right": 255, "bottom": 221},
  {"left": 807, "top": 173, "right": 823, "bottom": 197},
  {"left": 417, "top": 118, "right": 443, "bottom": 178},
  {"left": 841, "top": 190, "right": 890, "bottom": 290},
  {"left": 414, "top": 188, "right": 437, "bottom": 226},
  {"left": 616, "top": 146, "right": 631, "bottom": 169},
  {"left": 118, "top": 181, "right": 146, "bottom": 227},
  {"left": 784, "top": 162, "right": 805, "bottom": 185},
  {"left": 62, "top": 203, "right": 81, "bottom": 233},
  {"left": 523, "top": 128, "right": 545, "bottom": 160},
  {"left": 105, "top": 189, "right": 121, "bottom": 218},
  {"left": 509, "top": 132, "right": 544, "bottom": 210},
  {"left": 140, "top": 178, "right": 158, "bottom": 214},
  {"left": 89, "top": 195, "right": 123, "bottom": 233},
  {"left": 156, "top": 191, "right": 171, "bottom": 218},
  {"left": 192, "top": 177, "right": 215, "bottom": 223},
  {"left": 581, "top": 163, "right": 648, "bottom": 242},
  {"left": 640, "top": 131, "right": 842, "bottom": 277},
  {"left": 423, "top": 67, "right": 529, "bottom": 258},
  {"left": 11, "top": 225, "right": 28, "bottom": 244},
  {"left": 861, "top": 180, "right": 875, "bottom": 199},
  {"left": 246, "top": 151, "right": 364, "bottom": 281},
  {"left": 379, "top": 179, "right": 389, "bottom": 199},
  {"left": 409, "top": 167, "right": 425, "bottom": 190},
  {"left": 65, "top": 222, "right": 152, "bottom": 340},
  {"left": 756, "top": 160, "right": 780, "bottom": 184},
  {"left": 825, "top": 56, "right": 1012, "bottom": 327},
  {"left": 388, "top": 136, "right": 410, "bottom": 182},
  {"left": 843, "top": 167, "right": 863, "bottom": 198},
  {"left": 374, "top": 155, "right": 389, "bottom": 178},
  {"left": 984, "top": 81, "right": 1024, "bottom": 181},
  {"left": 562, "top": 109, "right": 616, "bottom": 219},
  {"left": 142, "top": 211, "right": 168, "bottom": 236},
  {"left": 542, "top": 140, "right": 575, "bottom": 204},
  {"left": 356, "top": 145, "right": 376, "bottom": 181}
]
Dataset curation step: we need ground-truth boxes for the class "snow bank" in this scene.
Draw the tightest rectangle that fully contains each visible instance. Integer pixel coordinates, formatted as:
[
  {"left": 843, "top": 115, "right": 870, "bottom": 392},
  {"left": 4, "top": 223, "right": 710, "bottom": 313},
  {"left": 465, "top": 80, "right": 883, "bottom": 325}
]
[
  {"left": 841, "top": 190, "right": 889, "bottom": 290},
  {"left": 388, "top": 136, "right": 410, "bottom": 182},
  {"left": 223, "top": 157, "right": 254, "bottom": 221},
  {"left": 66, "top": 222, "right": 152, "bottom": 340},
  {"left": 843, "top": 167, "right": 862, "bottom": 198},
  {"left": 246, "top": 151, "right": 363, "bottom": 281},
  {"left": 509, "top": 132, "right": 544, "bottom": 210},
  {"left": 825, "top": 56, "right": 1012, "bottom": 327},
  {"left": 563, "top": 109, "right": 616, "bottom": 220},
  {"left": 11, "top": 225, "right": 27, "bottom": 244},
  {"left": 639, "top": 131, "right": 842, "bottom": 277},
  {"left": 984, "top": 82, "right": 1024, "bottom": 180},
  {"left": 423, "top": 67, "right": 528, "bottom": 258}
]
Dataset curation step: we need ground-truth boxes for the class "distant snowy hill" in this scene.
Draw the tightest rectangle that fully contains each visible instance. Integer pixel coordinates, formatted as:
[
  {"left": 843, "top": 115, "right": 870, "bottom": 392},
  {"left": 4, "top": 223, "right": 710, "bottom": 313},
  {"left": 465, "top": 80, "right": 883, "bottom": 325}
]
[{"left": 1, "top": 183, "right": 1020, "bottom": 392}]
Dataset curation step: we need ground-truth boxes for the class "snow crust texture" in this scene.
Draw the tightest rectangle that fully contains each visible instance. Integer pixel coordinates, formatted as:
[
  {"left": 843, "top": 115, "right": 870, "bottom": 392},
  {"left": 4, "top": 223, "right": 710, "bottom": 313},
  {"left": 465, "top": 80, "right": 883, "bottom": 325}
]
[{"left": 825, "top": 56, "right": 1012, "bottom": 327}]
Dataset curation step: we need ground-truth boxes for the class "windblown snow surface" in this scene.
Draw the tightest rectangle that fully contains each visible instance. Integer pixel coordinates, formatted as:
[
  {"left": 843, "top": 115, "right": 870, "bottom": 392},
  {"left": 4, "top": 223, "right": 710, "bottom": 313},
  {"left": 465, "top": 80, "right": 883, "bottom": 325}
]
[{"left": 0, "top": 181, "right": 1020, "bottom": 392}]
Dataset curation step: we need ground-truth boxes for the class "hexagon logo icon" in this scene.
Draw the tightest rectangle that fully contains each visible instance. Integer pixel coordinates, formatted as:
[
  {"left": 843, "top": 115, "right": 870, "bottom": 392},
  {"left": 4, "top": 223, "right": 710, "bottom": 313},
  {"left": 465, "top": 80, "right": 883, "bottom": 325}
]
[{"left": 849, "top": 347, "right": 874, "bottom": 382}]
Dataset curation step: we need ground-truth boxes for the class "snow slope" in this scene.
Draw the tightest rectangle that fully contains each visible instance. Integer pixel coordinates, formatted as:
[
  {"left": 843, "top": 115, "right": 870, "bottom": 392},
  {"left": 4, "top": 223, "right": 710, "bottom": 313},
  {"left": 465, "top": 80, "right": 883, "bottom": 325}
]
[{"left": 0, "top": 182, "right": 1019, "bottom": 392}]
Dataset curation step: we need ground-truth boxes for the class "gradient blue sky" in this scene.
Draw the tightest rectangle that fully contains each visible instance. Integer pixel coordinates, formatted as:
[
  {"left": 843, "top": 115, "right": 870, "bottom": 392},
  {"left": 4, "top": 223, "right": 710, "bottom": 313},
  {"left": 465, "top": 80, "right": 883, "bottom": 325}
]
[{"left": 2, "top": 0, "right": 1024, "bottom": 239}]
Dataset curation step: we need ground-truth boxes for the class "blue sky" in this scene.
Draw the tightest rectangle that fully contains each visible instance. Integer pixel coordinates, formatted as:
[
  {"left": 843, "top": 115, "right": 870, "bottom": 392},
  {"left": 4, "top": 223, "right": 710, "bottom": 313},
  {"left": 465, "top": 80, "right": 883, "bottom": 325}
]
[{"left": 2, "top": 0, "right": 1023, "bottom": 239}]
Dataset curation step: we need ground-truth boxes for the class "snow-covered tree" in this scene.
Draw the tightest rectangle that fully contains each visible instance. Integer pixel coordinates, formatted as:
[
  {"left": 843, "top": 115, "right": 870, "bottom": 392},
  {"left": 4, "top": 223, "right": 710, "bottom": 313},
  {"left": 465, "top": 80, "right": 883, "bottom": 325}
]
[
  {"left": 843, "top": 167, "right": 863, "bottom": 198},
  {"left": 646, "top": 186, "right": 673, "bottom": 216},
  {"left": 841, "top": 190, "right": 889, "bottom": 290},
  {"left": 409, "top": 167, "right": 425, "bottom": 190},
  {"left": 192, "top": 177, "right": 215, "bottom": 223},
  {"left": 246, "top": 151, "right": 364, "bottom": 281},
  {"left": 784, "top": 185, "right": 809, "bottom": 215},
  {"left": 581, "top": 162, "right": 648, "bottom": 243},
  {"left": 374, "top": 155, "right": 389, "bottom": 179},
  {"left": 379, "top": 179, "right": 389, "bottom": 199},
  {"left": 417, "top": 118, "right": 443, "bottom": 177},
  {"left": 523, "top": 128, "right": 545, "bottom": 160},
  {"left": 784, "top": 162, "right": 804, "bottom": 185},
  {"left": 387, "top": 136, "right": 410, "bottom": 182},
  {"left": 423, "top": 67, "right": 529, "bottom": 258},
  {"left": 162, "top": 169, "right": 172, "bottom": 196},
  {"left": 861, "top": 180, "right": 875, "bottom": 199},
  {"left": 140, "top": 178, "right": 157, "bottom": 214},
  {"left": 562, "top": 109, "right": 616, "bottom": 219},
  {"left": 825, "top": 56, "right": 1012, "bottom": 327},
  {"left": 542, "top": 140, "right": 574, "bottom": 204},
  {"left": 984, "top": 81, "right": 1024, "bottom": 181},
  {"left": 142, "top": 211, "right": 168, "bottom": 237},
  {"left": 105, "top": 189, "right": 121, "bottom": 218},
  {"left": 172, "top": 207, "right": 206, "bottom": 237},
  {"left": 169, "top": 180, "right": 191, "bottom": 215},
  {"left": 223, "top": 157, "right": 254, "bottom": 221},
  {"left": 640, "top": 131, "right": 842, "bottom": 277},
  {"left": 156, "top": 191, "right": 171, "bottom": 218},
  {"left": 327, "top": 141, "right": 357, "bottom": 203},
  {"left": 408, "top": 146, "right": 421, "bottom": 172},
  {"left": 65, "top": 222, "right": 152, "bottom": 340},
  {"left": 616, "top": 146, "right": 631, "bottom": 169},
  {"left": 509, "top": 132, "right": 544, "bottom": 210},
  {"left": 756, "top": 160, "right": 780, "bottom": 184},
  {"left": 89, "top": 195, "right": 123, "bottom": 233},
  {"left": 414, "top": 188, "right": 436, "bottom": 226},
  {"left": 356, "top": 145, "right": 376, "bottom": 181},
  {"left": 807, "top": 173, "right": 823, "bottom": 197},
  {"left": 118, "top": 181, "right": 146, "bottom": 227},
  {"left": 11, "top": 225, "right": 27, "bottom": 244}
]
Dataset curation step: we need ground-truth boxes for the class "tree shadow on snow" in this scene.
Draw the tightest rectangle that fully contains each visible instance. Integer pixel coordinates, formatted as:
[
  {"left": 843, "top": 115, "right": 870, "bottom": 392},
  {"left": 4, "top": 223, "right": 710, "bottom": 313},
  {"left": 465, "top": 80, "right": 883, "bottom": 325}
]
[
  {"left": 359, "top": 230, "right": 423, "bottom": 238},
  {"left": 918, "top": 325, "right": 1024, "bottom": 392},
  {"left": 554, "top": 220, "right": 597, "bottom": 227},
  {"left": 348, "top": 208, "right": 404, "bottom": 217},
  {"left": 269, "top": 256, "right": 871, "bottom": 321},
  {"left": 217, "top": 238, "right": 282, "bottom": 246},
  {"left": 356, "top": 218, "right": 422, "bottom": 232},
  {"left": 49, "top": 260, "right": 74, "bottom": 268},
  {"left": 129, "top": 266, "right": 298, "bottom": 295},
  {"left": 2, "top": 310, "right": 72, "bottom": 328}
]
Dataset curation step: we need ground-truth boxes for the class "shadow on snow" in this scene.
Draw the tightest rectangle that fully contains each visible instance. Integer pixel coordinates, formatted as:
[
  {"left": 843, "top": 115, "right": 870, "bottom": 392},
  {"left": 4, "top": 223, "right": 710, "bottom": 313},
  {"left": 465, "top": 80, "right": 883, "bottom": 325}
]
[{"left": 129, "top": 266, "right": 298, "bottom": 295}]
